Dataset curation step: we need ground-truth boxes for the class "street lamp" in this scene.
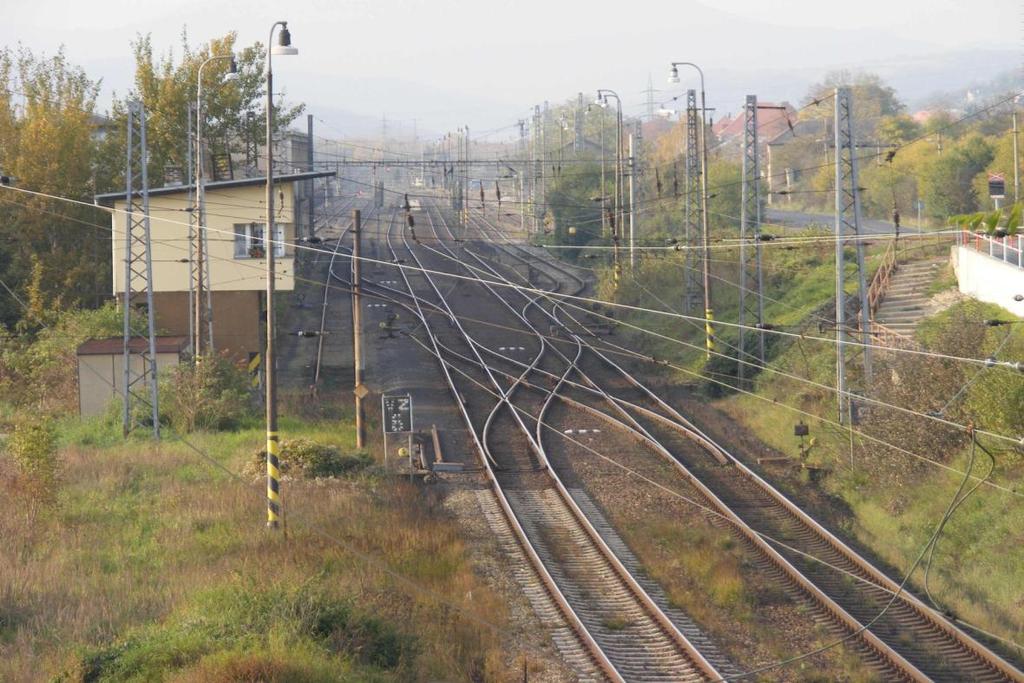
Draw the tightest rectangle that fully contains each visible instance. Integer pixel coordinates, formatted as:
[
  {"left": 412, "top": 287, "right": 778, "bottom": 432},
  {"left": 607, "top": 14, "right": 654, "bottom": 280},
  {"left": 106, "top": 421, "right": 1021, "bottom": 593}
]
[
  {"left": 597, "top": 89, "right": 624, "bottom": 286},
  {"left": 265, "top": 21, "right": 298, "bottom": 531},
  {"left": 194, "top": 52, "right": 238, "bottom": 358},
  {"left": 668, "top": 61, "right": 714, "bottom": 359}
]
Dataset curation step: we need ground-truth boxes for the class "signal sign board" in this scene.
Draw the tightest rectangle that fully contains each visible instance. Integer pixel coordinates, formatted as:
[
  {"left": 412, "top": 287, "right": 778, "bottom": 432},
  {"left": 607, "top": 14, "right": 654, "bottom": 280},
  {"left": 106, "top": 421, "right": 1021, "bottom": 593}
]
[
  {"left": 382, "top": 394, "right": 413, "bottom": 433},
  {"left": 989, "top": 173, "right": 1006, "bottom": 199}
]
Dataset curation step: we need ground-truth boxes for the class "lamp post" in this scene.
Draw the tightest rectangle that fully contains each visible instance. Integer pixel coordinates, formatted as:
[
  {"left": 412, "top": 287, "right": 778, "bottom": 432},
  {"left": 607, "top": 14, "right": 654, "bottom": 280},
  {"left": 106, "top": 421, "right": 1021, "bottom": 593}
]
[
  {"left": 194, "top": 53, "right": 237, "bottom": 358},
  {"left": 265, "top": 21, "right": 298, "bottom": 530},
  {"left": 596, "top": 89, "right": 623, "bottom": 287},
  {"left": 669, "top": 62, "right": 713, "bottom": 358}
]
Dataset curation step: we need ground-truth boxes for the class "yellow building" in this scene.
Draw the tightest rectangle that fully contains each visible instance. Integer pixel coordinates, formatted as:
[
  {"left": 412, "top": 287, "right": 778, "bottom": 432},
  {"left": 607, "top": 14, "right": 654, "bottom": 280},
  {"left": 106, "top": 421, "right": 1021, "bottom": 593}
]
[{"left": 96, "top": 171, "right": 333, "bottom": 361}]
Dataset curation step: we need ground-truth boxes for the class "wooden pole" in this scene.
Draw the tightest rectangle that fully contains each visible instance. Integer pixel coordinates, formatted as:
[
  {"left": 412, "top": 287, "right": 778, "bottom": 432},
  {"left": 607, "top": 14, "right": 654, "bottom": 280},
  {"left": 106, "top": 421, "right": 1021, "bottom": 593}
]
[{"left": 352, "top": 209, "right": 365, "bottom": 449}]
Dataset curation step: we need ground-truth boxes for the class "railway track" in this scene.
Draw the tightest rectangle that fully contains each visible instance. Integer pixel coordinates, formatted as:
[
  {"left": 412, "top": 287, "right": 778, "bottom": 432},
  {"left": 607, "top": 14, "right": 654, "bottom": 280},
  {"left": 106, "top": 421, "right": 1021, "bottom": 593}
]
[
  {"left": 309, "top": 196, "right": 375, "bottom": 389},
  {"left": 460, "top": 206, "right": 1024, "bottom": 682},
  {"left": 323, "top": 194, "right": 1022, "bottom": 680},
  {"left": 384, "top": 201, "right": 724, "bottom": 681}
]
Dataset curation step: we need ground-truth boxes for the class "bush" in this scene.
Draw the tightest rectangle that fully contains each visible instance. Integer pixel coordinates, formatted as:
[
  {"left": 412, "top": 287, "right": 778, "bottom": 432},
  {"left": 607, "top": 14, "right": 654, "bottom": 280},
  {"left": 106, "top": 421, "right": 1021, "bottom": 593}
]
[
  {"left": 6, "top": 417, "right": 60, "bottom": 503},
  {"left": 0, "top": 304, "right": 122, "bottom": 414},
  {"left": 249, "top": 438, "right": 372, "bottom": 480},
  {"left": 60, "top": 579, "right": 409, "bottom": 681},
  {"left": 162, "top": 353, "right": 253, "bottom": 433}
]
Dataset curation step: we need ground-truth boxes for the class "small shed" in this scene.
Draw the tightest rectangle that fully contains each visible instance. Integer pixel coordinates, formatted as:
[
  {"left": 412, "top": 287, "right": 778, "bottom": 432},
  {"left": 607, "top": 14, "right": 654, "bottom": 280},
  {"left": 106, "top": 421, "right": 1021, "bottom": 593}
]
[{"left": 76, "top": 337, "right": 187, "bottom": 417}]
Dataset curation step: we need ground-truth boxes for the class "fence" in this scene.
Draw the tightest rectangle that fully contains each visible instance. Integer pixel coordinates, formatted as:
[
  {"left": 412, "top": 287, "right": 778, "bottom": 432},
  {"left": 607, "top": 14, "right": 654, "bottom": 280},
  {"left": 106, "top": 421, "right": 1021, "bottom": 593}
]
[{"left": 959, "top": 230, "right": 1024, "bottom": 268}]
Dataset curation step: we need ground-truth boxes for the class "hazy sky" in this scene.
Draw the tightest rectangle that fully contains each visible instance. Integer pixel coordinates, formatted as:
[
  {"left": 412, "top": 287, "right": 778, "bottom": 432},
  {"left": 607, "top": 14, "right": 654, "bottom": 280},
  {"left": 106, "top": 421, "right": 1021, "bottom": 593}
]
[{"left": 2, "top": 0, "right": 1019, "bottom": 136}]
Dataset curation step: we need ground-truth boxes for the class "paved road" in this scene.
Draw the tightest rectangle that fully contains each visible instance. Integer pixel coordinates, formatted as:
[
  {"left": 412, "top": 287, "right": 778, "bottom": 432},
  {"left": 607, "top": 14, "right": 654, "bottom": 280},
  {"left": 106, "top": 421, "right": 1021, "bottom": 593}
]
[{"left": 765, "top": 208, "right": 921, "bottom": 235}]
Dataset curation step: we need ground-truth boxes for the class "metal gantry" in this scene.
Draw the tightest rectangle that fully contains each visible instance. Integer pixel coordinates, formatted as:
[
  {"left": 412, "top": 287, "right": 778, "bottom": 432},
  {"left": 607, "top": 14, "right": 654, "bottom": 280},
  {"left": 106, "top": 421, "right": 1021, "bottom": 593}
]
[
  {"left": 122, "top": 100, "right": 160, "bottom": 439},
  {"left": 683, "top": 89, "right": 703, "bottom": 313},
  {"left": 738, "top": 95, "right": 766, "bottom": 384},
  {"left": 834, "top": 86, "right": 873, "bottom": 423}
]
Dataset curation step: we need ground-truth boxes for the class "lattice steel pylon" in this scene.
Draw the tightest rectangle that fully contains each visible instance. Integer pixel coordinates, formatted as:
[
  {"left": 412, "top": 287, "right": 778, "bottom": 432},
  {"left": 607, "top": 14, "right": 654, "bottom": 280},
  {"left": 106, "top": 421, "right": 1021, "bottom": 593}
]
[
  {"left": 834, "top": 86, "right": 872, "bottom": 423},
  {"left": 683, "top": 89, "right": 703, "bottom": 313},
  {"left": 533, "top": 105, "right": 543, "bottom": 231},
  {"left": 186, "top": 103, "right": 196, "bottom": 354},
  {"left": 122, "top": 100, "right": 161, "bottom": 439},
  {"left": 738, "top": 95, "right": 766, "bottom": 384}
]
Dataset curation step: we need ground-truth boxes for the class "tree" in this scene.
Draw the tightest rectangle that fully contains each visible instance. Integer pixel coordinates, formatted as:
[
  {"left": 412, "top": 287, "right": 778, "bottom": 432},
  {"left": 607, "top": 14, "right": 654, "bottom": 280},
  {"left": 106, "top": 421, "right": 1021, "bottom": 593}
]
[
  {"left": 877, "top": 114, "right": 921, "bottom": 145},
  {"left": 0, "top": 46, "right": 107, "bottom": 328},
  {"left": 96, "top": 31, "right": 305, "bottom": 192},
  {"left": 919, "top": 134, "right": 994, "bottom": 219},
  {"left": 802, "top": 71, "right": 904, "bottom": 124}
]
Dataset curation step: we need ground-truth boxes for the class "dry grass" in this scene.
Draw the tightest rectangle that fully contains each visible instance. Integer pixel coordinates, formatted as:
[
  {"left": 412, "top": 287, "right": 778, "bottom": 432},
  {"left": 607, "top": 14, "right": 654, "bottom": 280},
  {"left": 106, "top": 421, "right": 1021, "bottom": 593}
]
[{"left": 0, "top": 428, "right": 514, "bottom": 682}]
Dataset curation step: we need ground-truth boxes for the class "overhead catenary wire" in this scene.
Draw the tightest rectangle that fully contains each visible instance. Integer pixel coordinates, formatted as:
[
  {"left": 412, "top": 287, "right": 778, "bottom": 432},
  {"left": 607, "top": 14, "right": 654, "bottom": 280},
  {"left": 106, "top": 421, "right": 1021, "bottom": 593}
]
[
  {"left": 386, "top": 213, "right": 1024, "bottom": 675},
  {"left": 5, "top": 181, "right": 1024, "bottom": 452},
  {"left": 10, "top": 182, "right": 1014, "bottom": 505}
]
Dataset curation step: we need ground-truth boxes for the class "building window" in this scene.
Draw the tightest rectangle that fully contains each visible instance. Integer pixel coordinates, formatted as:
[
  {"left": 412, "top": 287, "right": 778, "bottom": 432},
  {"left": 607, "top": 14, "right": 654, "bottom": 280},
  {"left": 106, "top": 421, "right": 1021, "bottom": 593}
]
[{"left": 233, "top": 223, "right": 287, "bottom": 259}]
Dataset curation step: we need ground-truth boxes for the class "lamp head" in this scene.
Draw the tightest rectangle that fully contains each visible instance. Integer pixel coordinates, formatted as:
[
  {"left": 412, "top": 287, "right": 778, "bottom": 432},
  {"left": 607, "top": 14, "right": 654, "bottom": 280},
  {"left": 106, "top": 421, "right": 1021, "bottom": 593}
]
[
  {"left": 272, "top": 24, "right": 298, "bottom": 56},
  {"left": 224, "top": 56, "right": 239, "bottom": 81},
  {"left": 667, "top": 64, "right": 680, "bottom": 84}
]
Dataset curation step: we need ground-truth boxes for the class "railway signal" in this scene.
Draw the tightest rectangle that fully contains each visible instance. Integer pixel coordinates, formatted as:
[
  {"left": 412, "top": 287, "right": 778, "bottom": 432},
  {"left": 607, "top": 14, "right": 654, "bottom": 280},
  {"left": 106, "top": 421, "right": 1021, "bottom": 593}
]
[{"left": 382, "top": 393, "right": 414, "bottom": 466}]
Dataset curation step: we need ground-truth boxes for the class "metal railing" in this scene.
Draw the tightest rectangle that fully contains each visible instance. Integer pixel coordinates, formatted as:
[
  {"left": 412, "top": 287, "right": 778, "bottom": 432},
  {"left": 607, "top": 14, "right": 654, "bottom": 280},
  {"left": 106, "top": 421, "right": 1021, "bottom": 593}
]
[{"left": 959, "top": 229, "right": 1024, "bottom": 268}]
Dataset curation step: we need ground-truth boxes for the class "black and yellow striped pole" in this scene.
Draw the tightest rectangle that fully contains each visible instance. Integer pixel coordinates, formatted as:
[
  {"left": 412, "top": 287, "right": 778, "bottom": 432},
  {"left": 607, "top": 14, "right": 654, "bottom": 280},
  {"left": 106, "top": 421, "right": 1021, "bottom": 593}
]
[
  {"left": 264, "top": 19, "right": 297, "bottom": 530},
  {"left": 267, "top": 430, "right": 281, "bottom": 528},
  {"left": 705, "top": 308, "right": 715, "bottom": 359}
]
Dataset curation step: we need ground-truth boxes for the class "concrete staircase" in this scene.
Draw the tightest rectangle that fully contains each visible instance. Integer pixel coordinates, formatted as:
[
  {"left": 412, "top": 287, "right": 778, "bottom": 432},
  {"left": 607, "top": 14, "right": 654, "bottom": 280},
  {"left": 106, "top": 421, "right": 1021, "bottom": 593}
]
[{"left": 872, "top": 258, "right": 947, "bottom": 337}]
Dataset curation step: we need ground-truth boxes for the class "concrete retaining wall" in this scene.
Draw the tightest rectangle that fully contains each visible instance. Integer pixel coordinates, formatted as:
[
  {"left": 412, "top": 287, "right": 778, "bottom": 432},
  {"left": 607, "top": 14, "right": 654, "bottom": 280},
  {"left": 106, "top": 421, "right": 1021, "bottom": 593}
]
[{"left": 952, "top": 245, "right": 1024, "bottom": 317}]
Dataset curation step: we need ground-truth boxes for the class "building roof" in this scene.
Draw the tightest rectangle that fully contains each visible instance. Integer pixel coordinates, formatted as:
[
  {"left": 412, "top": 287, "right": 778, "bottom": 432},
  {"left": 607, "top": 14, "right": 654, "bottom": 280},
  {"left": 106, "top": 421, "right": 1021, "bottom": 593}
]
[
  {"left": 714, "top": 102, "right": 797, "bottom": 144},
  {"left": 77, "top": 336, "right": 188, "bottom": 356},
  {"left": 94, "top": 171, "right": 336, "bottom": 207}
]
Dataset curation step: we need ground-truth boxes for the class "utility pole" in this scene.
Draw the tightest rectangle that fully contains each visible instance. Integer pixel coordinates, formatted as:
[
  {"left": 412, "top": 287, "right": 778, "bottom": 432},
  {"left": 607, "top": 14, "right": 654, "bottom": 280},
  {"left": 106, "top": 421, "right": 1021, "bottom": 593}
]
[
  {"left": 352, "top": 209, "right": 365, "bottom": 449},
  {"left": 307, "top": 114, "right": 315, "bottom": 239},
  {"left": 834, "top": 86, "right": 872, "bottom": 424},
  {"left": 643, "top": 73, "right": 658, "bottom": 121},
  {"left": 696, "top": 78, "right": 713, "bottom": 360},
  {"left": 683, "top": 89, "right": 703, "bottom": 313},
  {"left": 122, "top": 100, "right": 160, "bottom": 439},
  {"left": 186, "top": 102, "right": 196, "bottom": 356},
  {"left": 533, "top": 105, "right": 542, "bottom": 234},
  {"left": 540, "top": 104, "right": 547, "bottom": 227},
  {"left": 464, "top": 125, "right": 470, "bottom": 228},
  {"left": 264, "top": 19, "right": 296, "bottom": 531},
  {"left": 600, "top": 114, "right": 607, "bottom": 236},
  {"left": 738, "top": 95, "right": 765, "bottom": 384},
  {"left": 575, "top": 92, "right": 584, "bottom": 154},
  {"left": 628, "top": 132, "right": 636, "bottom": 272},
  {"left": 518, "top": 119, "right": 528, "bottom": 234},
  {"left": 1013, "top": 101, "right": 1020, "bottom": 204}
]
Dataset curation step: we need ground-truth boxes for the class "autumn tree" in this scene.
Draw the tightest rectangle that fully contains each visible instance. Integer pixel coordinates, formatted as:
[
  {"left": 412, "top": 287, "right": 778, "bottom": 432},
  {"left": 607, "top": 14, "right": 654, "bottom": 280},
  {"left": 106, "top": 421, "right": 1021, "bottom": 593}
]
[
  {"left": 802, "top": 70, "right": 904, "bottom": 122},
  {"left": 95, "top": 30, "right": 305, "bottom": 192},
  {"left": 919, "top": 133, "right": 994, "bottom": 219},
  {"left": 0, "top": 46, "right": 107, "bottom": 328}
]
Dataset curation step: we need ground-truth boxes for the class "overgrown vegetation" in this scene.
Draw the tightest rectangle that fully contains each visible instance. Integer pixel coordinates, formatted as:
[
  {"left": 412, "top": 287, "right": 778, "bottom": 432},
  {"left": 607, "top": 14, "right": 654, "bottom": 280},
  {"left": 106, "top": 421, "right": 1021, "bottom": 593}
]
[
  {"left": 248, "top": 437, "right": 373, "bottom": 480},
  {"left": 0, "top": 304, "right": 122, "bottom": 414},
  {"left": 0, "top": 416, "right": 514, "bottom": 682},
  {"left": 161, "top": 353, "right": 253, "bottom": 433},
  {"left": 717, "top": 296, "right": 1024, "bottom": 646},
  {"left": 5, "top": 417, "right": 60, "bottom": 505}
]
